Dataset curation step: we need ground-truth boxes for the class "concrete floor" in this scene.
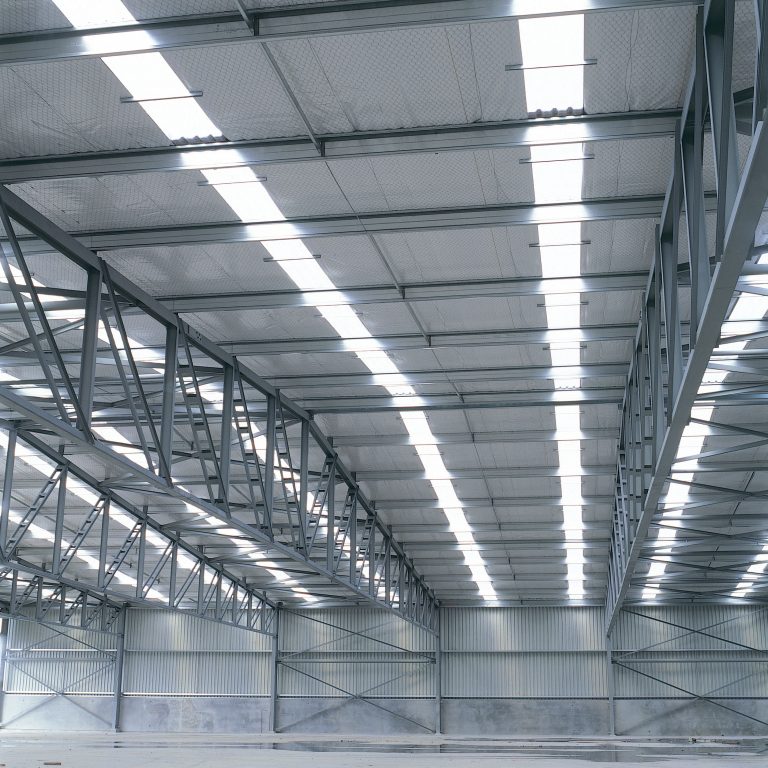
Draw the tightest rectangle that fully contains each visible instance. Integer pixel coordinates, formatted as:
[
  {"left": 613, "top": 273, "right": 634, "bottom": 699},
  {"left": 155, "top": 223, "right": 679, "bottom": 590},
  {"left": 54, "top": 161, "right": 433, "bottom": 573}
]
[{"left": 0, "top": 733, "right": 765, "bottom": 767}]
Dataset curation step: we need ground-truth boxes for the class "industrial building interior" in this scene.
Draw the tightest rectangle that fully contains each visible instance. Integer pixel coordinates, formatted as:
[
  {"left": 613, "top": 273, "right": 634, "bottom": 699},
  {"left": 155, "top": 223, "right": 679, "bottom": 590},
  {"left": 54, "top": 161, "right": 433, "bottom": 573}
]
[{"left": 0, "top": 0, "right": 767, "bottom": 765}]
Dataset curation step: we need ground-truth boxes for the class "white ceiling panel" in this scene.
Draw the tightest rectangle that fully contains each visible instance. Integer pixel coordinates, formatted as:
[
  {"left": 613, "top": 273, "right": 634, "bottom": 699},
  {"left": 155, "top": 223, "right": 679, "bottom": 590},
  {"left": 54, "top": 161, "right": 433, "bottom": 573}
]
[
  {"left": 105, "top": 241, "right": 299, "bottom": 297},
  {"left": 296, "top": 238, "right": 389, "bottom": 286},
  {"left": 301, "top": 27, "right": 482, "bottom": 131},
  {"left": 464, "top": 20, "right": 527, "bottom": 122},
  {"left": 157, "top": 43, "right": 309, "bottom": 140},
  {"left": 10, "top": 172, "right": 237, "bottom": 231},
  {"left": 374, "top": 225, "right": 541, "bottom": 285},
  {"left": 0, "top": 1, "right": 70, "bottom": 34},
  {"left": 411, "top": 295, "right": 543, "bottom": 334},
  {"left": 584, "top": 138, "right": 674, "bottom": 199},
  {"left": 585, "top": 7, "right": 696, "bottom": 113},
  {"left": 0, "top": 60, "right": 168, "bottom": 158},
  {"left": 583, "top": 218, "right": 656, "bottom": 274}
]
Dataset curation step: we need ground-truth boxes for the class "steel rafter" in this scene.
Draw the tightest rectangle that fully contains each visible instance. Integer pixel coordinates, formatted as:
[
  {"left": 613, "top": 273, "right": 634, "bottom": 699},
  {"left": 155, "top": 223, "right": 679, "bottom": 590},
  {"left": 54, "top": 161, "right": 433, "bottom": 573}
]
[
  {"left": 605, "top": 0, "right": 768, "bottom": 630},
  {"left": 1, "top": 270, "right": 648, "bottom": 318},
  {"left": 0, "top": 111, "right": 679, "bottom": 184},
  {"left": 0, "top": 185, "right": 437, "bottom": 631},
  {"left": 12, "top": 196, "right": 698, "bottom": 254},
  {"left": 0, "top": 1, "right": 700, "bottom": 66}
]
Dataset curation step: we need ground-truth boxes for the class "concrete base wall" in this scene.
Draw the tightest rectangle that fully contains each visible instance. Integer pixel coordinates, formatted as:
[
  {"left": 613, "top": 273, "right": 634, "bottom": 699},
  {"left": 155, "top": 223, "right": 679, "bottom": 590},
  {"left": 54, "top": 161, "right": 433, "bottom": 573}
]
[
  {"left": 277, "top": 698, "right": 435, "bottom": 734},
  {"left": 3, "top": 694, "right": 768, "bottom": 737},
  {"left": 0, "top": 695, "right": 271, "bottom": 733},
  {"left": 0, "top": 695, "right": 115, "bottom": 731},
  {"left": 120, "top": 696, "right": 271, "bottom": 733},
  {"left": 441, "top": 698, "right": 610, "bottom": 735},
  {"left": 614, "top": 698, "right": 768, "bottom": 737}
]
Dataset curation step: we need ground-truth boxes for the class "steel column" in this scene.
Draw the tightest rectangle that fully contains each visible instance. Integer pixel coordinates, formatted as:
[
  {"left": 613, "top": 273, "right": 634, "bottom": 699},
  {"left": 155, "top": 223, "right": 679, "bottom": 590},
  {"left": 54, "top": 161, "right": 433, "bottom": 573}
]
[{"left": 269, "top": 606, "right": 280, "bottom": 733}]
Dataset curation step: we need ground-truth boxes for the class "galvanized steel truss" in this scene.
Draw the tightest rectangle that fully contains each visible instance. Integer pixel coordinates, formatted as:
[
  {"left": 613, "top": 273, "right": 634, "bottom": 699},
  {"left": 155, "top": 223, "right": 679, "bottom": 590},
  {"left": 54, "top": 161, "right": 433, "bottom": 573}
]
[
  {"left": 0, "top": 185, "right": 436, "bottom": 631},
  {"left": 0, "top": 429, "right": 274, "bottom": 635},
  {"left": 606, "top": 0, "right": 768, "bottom": 630}
]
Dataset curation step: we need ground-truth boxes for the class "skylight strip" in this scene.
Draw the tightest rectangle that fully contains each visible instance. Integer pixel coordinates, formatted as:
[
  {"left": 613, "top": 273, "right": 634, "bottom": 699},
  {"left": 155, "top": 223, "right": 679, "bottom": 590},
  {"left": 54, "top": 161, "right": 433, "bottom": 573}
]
[
  {"left": 520, "top": 14, "right": 588, "bottom": 599},
  {"left": 49, "top": 0, "right": 497, "bottom": 602}
]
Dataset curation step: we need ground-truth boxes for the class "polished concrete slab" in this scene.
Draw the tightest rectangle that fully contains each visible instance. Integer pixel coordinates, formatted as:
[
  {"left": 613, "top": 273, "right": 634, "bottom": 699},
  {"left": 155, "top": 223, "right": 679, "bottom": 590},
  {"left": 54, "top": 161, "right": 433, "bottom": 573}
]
[{"left": 0, "top": 733, "right": 765, "bottom": 767}]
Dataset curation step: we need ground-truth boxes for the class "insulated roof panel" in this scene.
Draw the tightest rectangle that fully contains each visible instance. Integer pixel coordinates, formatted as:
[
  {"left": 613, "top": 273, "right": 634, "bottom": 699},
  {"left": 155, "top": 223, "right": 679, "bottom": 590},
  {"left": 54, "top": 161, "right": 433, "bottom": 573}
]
[
  {"left": 292, "top": 27, "right": 485, "bottom": 131},
  {"left": 163, "top": 43, "right": 310, "bottom": 139},
  {"left": 584, "top": 138, "right": 674, "bottom": 199},
  {"left": 0, "top": 1, "right": 70, "bottom": 34},
  {"left": 375, "top": 226, "right": 541, "bottom": 284},
  {"left": 105, "top": 241, "right": 299, "bottom": 295},
  {"left": 0, "top": 60, "right": 168, "bottom": 158},
  {"left": 584, "top": 6, "right": 697, "bottom": 113},
  {"left": 582, "top": 218, "right": 656, "bottom": 274},
  {"left": 9, "top": 173, "right": 238, "bottom": 230}
]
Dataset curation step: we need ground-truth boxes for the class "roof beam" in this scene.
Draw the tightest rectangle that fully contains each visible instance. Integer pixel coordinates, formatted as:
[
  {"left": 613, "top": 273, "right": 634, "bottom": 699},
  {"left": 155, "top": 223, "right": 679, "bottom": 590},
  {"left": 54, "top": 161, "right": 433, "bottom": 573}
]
[
  {"left": 330, "top": 428, "right": 616, "bottom": 447},
  {"left": 161, "top": 271, "right": 650, "bottom": 313},
  {"left": 16, "top": 196, "right": 675, "bottom": 252},
  {"left": 376, "top": 496, "right": 612, "bottom": 511},
  {"left": 0, "top": 183, "right": 438, "bottom": 628},
  {"left": 293, "top": 387, "right": 625, "bottom": 414},
  {"left": 356, "top": 464, "right": 615, "bottom": 481},
  {"left": 266, "top": 362, "right": 629, "bottom": 389},
  {"left": 0, "top": 1, "right": 700, "bottom": 66},
  {"left": 222, "top": 322, "right": 638, "bottom": 355},
  {"left": 0, "top": 111, "right": 678, "bottom": 184}
]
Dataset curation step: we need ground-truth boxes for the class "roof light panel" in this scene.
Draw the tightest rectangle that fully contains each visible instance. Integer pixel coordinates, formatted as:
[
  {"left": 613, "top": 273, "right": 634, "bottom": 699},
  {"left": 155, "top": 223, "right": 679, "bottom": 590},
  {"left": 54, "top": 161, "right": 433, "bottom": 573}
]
[
  {"left": 520, "top": 14, "right": 587, "bottom": 599},
  {"left": 48, "top": 0, "right": 498, "bottom": 602}
]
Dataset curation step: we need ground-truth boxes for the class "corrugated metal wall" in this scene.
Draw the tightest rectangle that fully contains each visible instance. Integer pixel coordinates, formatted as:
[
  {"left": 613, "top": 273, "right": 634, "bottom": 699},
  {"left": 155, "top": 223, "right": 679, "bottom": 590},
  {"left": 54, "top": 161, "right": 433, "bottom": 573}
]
[
  {"left": 611, "top": 606, "right": 768, "bottom": 699},
  {"left": 4, "top": 605, "right": 767, "bottom": 702},
  {"left": 4, "top": 616, "right": 117, "bottom": 695},
  {"left": 123, "top": 610, "right": 271, "bottom": 696},
  {"left": 443, "top": 607, "right": 606, "bottom": 698},
  {"left": 278, "top": 608, "right": 435, "bottom": 698}
]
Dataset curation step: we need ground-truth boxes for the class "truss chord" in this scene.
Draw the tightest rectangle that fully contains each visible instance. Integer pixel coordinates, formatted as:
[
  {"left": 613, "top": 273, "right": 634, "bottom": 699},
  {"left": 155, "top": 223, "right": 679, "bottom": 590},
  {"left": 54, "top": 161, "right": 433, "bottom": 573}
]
[{"left": 605, "top": 0, "right": 768, "bottom": 628}]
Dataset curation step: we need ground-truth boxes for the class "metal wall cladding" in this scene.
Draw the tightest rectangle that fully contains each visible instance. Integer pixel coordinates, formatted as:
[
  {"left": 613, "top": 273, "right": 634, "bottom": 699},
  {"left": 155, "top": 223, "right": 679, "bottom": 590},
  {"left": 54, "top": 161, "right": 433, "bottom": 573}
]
[
  {"left": 612, "top": 606, "right": 768, "bottom": 652},
  {"left": 122, "top": 610, "right": 271, "bottom": 696},
  {"left": 7, "top": 613, "right": 117, "bottom": 653},
  {"left": 612, "top": 654, "right": 768, "bottom": 698},
  {"left": 125, "top": 610, "right": 271, "bottom": 652},
  {"left": 6, "top": 606, "right": 768, "bottom": 700},
  {"left": 611, "top": 606, "right": 768, "bottom": 699},
  {"left": 279, "top": 609, "right": 436, "bottom": 654},
  {"left": 123, "top": 650, "right": 271, "bottom": 696},
  {"left": 4, "top": 614, "right": 117, "bottom": 695},
  {"left": 443, "top": 607, "right": 605, "bottom": 652},
  {"left": 4, "top": 652, "right": 116, "bottom": 695},
  {"left": 278, "top": 653, "right": 435, "bottom": 698},
  {"left": 443, "top": 651, "right": 607, "bottom": 698}
]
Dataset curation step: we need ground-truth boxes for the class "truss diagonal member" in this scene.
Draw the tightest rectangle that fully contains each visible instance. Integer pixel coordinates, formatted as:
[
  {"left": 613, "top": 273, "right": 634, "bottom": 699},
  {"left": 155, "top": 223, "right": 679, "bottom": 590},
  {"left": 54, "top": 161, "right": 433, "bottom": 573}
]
[
  {"left": 0, "top": 183, "right": 436, "bottom": 630},
  {"left": 605, "top": 0, "right": 768, "bottom": 630},
  {"left": 0, "top": 430, "right": 275, "bottom": 634}
]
